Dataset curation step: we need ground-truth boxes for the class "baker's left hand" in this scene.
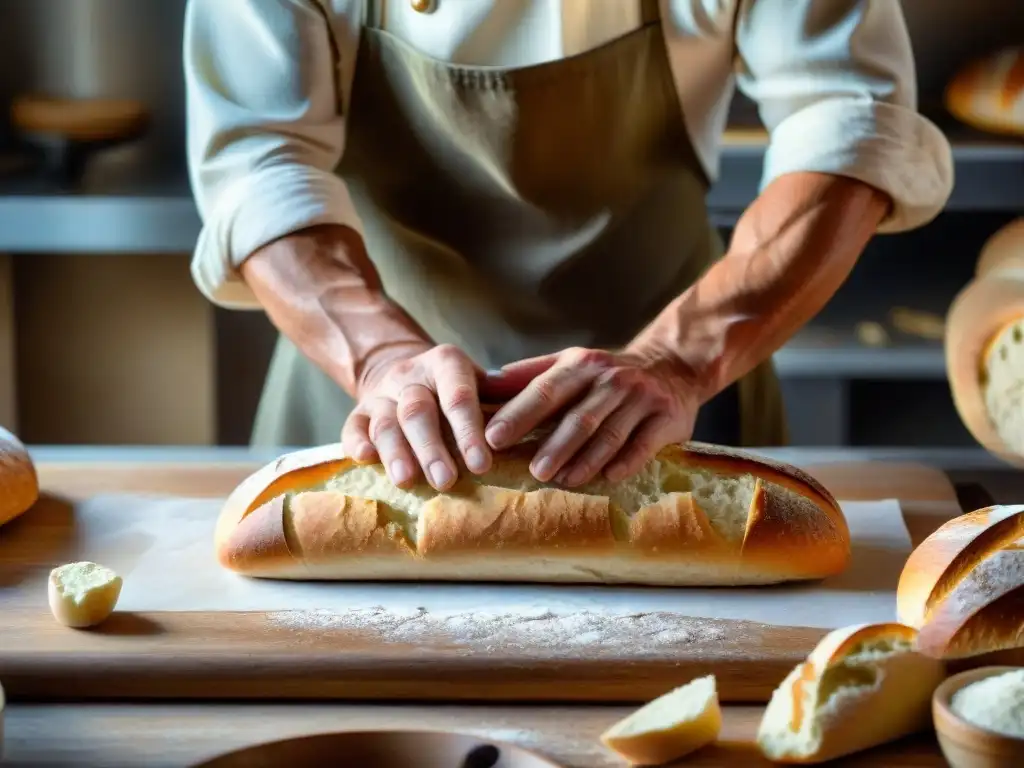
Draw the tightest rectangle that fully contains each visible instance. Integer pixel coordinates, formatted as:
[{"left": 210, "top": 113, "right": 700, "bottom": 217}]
[{"left": 481, "top": 347, "right": 700, "bottom": 486}]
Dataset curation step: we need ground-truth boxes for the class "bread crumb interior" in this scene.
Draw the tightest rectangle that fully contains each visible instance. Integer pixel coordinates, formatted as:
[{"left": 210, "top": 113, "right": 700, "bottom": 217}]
[
  {"left": 984, "top": 318, "right": 1024, "bottom": 454},
  {"left": 295, "top": 458, "right": 764, "bottom": 543},
  {"left": 758, "top": 636, "right": 914, "bottom": 759}
]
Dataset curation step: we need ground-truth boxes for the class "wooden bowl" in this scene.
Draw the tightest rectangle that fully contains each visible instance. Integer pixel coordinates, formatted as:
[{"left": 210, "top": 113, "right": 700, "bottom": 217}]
[
  {"left": 11, "top": 95, "right": 149, "bottom": 144},
  {"left": 933, "top": 666, "right": 1024, "bottom": 768},
  {"left": 192, "top": 730, "right": 563, "bottom": 768}
]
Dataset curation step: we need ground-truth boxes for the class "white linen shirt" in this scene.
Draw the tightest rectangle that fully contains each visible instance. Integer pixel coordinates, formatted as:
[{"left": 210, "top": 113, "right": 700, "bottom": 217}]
[{"left": 185, "top": 0, "right": 954, "bottom": 308}]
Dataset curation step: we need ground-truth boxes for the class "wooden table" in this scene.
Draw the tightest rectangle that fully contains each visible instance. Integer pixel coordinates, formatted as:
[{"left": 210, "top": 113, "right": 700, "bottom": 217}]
[
  {"left": 1, "top": 454, "right": 963, "bottom": 766},
  {"left": 2, "top": 702, "right": 942, "bottom": 767}
]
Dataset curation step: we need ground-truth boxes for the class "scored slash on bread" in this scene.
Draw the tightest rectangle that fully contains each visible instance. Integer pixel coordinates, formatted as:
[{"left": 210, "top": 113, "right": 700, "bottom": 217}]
[
  {"left": 215, "top": 441, "right": 851, "bottom": 586},
  {"left": 897, "top": 505, "right": 1024, "bottom": 659},
  {"left": 756, "top": 623, "right": 946, "bottom": 764}
]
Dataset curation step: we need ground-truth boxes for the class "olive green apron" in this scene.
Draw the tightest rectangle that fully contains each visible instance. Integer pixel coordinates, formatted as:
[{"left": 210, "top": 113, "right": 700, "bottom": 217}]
[{"left": 251, "top": 0, "right": 787, "bottom": 449}]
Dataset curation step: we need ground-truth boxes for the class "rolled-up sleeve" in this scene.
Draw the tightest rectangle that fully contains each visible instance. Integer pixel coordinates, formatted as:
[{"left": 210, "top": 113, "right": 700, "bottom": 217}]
[
  {"left": 184, "top": 0, "right": 358, "bottom": 308},
  {"left": 734, "top": 0, "right": 953, "bottom": 232}
]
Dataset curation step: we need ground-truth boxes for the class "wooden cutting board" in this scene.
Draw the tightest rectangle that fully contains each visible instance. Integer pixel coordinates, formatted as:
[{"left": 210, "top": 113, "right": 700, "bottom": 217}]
[{"left": 0, "top": 458, "right": 961, "bottom": 704}]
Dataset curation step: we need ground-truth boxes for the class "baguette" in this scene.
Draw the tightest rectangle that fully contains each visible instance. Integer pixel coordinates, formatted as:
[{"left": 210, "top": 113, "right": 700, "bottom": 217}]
[
  {"left": 945, "top": 46, "right": 1024, "bottom": 138},
  {"left": 0, "top": 426, "right": 39, "bottom": 527},
  {"left": 756, "top": 623, "right": 946, "bottom": 764},
  {"left": 214, "top": 440, "right": 850, "bottom": 586},
  {"left": 897, "top": 505, "right": 1024, "bottom": 659},
  {"left": 946, "top": 219, "right": 1024, "bottom": 465},
  {"left": 600, "top": 675, "right": 721, "bottom": 764}
]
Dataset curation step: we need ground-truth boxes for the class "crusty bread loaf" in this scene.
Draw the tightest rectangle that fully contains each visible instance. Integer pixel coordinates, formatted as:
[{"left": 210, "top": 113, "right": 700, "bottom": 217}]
[
  {"left": 756, "top": 623, "right": 946, "bottom": 764},
  {"left": 897, "top": 505, "right": 1024, "bottom": 660},
  {"left": 215, "top": 441, "right": 850, "bottom": 586},
  {"left": 601, "top": 675, "right": 721, "bottom": 764},
  {"left": 0, "top": 426, "right": 39, "bottom": 527},
  {"left": 946, "top": 219, "right": 1024, "bottom": 465},
  {"left": 945, "top": 47, "right": 1024, "bottom": 138}
]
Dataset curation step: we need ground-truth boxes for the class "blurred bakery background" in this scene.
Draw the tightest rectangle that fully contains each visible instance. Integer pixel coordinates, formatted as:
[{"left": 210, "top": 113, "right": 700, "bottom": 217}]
[{"left": 0, "top": 0, "right": 1021, "bottom": 449}]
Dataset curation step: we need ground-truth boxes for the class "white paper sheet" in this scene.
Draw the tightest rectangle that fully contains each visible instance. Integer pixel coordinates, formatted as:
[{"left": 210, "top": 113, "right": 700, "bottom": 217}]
[{"left": 0, "top": 493, "right": 912, "bottom": 630}]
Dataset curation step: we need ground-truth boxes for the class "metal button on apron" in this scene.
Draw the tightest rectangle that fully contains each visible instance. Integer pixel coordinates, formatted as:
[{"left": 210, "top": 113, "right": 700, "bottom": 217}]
[{"left": 410, "top": 0, "right": 436, "bottom": 13}]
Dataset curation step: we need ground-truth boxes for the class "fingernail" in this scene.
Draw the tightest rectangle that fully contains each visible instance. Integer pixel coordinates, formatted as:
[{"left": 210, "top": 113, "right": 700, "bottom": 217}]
[
  {"left": 390, "top": 460, "right": 412, "bottom": 485},
  {"left": 429, "top": 461, "right": 454, "bottom": 489},
  {"left": 466, "top": 446, "right": 488, "bottom": 473},
  {"left": 486, "top": 420, "right": 511, "bottom": 448},
  {"left": 485, "top": 368, "right": 504, "bottom": 377},
  {"left": 532, "top": 456, "right": 554, "bottom": 481}
]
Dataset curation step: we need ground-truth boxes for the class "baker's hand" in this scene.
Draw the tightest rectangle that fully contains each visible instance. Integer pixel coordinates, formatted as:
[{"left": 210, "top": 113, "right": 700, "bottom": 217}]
[
  {"left": 483, "top": 347, "right": 699, "bottom": 487},
  {"left": 341, "top": 344, "right": 492, "bottom": 491}
]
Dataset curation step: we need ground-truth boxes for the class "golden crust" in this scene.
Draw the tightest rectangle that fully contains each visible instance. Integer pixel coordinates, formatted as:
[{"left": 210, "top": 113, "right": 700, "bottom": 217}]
[
  {"left": 0, "top": 426, "right": 40, "bottom": 528},
  {"left": 916, "top": 551, "right": 1024, "bottom": 660},
  {"left": 897, "top": 505, "right": 1024, "bottom": 659},
  {"left": 896, "top": 505, "right": 1024, "bottom": 628},
  {"left": 945, "top": 245, "right": 1024, "bottom": 466},
  {"left": 945, "top": 47, "right": 1024, "bottom": 139},
  {"left": 215, "top": 441, "right": 850, "bottom": 585}
]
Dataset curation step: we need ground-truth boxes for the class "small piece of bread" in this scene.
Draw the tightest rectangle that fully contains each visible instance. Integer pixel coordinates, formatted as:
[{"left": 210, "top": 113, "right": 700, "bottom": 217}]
[
  {"left": 214, "top": 441, "right": 850, "bottom": 586},
  {"left": 0, "top": 425, "right": 39, "bottom": 527},
  {"left": 756, "top": 623, "right": 946, "bottom": 764},
  {"left": 945, "top": 47, "right": 1024, "bottom": 139},
  {"left": 601, "top": 675, "right": 721, "bottom": 765},
  {"left": 48, "top": 562, "right": 123, "bottom": 628},
  {"left": 897, "top": 505, "right": 1024, "bottom": 659}
]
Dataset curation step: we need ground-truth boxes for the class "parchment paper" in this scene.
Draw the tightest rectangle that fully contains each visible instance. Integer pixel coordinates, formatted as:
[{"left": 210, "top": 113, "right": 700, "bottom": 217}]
[{"left": 2, "top": 495, "right": 911, "bottom": 629}]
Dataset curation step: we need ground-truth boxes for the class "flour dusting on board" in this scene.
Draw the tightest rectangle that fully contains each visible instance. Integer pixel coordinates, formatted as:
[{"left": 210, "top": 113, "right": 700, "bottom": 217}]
[{"left": 266, "top": 606, "right": 726, "bottom": 653}]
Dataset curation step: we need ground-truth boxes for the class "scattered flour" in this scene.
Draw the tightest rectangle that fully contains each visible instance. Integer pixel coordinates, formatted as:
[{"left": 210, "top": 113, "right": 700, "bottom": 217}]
[{"left": 265, "top": 606, "right": 727, "bottom": 654}]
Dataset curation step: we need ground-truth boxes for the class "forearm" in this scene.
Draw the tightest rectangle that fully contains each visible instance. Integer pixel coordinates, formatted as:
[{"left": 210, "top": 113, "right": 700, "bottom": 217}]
[
  {"left": 629, "top": 172, "right": 889, "bottom": 402},
  {"left": 240, "top": 225, "right": 433, "bottom": 397}
]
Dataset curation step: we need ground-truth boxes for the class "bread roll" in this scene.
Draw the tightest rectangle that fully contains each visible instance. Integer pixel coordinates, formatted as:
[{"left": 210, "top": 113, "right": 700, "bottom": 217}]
[
  {"left": 48, "top": 562, "right": 123, "bottom": 628},
  {"left": 600, "top": 675, "right": 721, "bottom": 764},
  {"left": 945, "top": 47, "right": 1024, "bottom": 138},
  {"left": 756, "top": 623, "right": 946, "bottom": 764},
  {"left": 946, "top": 219, "right": 1024, "bottom": 465},
  {"left": 0, "top": 426, "right": 39, "bottom": 527},
  {"left": 214, "top": 441, "right": 850, "bottom": 586},
  {"left": 897, "top": 505, "right": 1024, "bottom": 659}
]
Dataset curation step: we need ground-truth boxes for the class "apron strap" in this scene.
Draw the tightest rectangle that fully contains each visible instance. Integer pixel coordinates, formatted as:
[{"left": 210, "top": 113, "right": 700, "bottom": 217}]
[{"left": 640, "top": 0, "right": 661, "bottom": 25}]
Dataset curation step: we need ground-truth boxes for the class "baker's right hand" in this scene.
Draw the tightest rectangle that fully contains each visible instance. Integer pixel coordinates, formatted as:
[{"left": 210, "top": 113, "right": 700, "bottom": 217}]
[{"left": 341, "top": 344, "right": 492, "bottom": 491}]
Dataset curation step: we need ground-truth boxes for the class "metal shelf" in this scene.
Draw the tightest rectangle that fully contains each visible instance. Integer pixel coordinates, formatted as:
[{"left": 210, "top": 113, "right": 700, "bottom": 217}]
[{"left": 708, "top": 136, "right": 1024, "bottom": 218}]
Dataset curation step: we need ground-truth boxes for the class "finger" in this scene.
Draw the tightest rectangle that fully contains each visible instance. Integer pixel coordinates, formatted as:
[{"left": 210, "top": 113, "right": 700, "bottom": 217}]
[
  {"left": 557, "top": 401, "right": 650, "bottom": 487},
  {"left": 529, "top": 380, "right": 628, "bottom": 482},
  {"left": 397, "top": 383, "right": 458, "bottom": 491},
  {"left": 367, "top": 398, "right": 418, "bottom": 487},
  {"left": 340, "top": 405, "right": 378, "bottom": 463},
  {"left": 487, "top": 351, "right": 606, "bottom": 450},
  {"left": 433, "top": 353, "right": 491, "bottom": 475},
  {"left": 479, "top": 354, "right": 559, "bottom": 402},
  {"left": 603, "top": 414, "right": 677, "bottom": 483}
]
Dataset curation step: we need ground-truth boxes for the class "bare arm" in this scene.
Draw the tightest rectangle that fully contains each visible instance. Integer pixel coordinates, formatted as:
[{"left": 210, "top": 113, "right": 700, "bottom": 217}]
[
  {"left": 240, "top": 224, "right": 432, "bottom": 398},
  {"left": 628, "top": 172, "right": 890, "bottom": 403}
]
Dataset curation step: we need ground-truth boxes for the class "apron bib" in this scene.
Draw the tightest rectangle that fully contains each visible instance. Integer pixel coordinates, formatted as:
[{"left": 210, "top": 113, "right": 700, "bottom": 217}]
[{"left": 252, "top": 0, "right": 786, "bottom": 448}]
